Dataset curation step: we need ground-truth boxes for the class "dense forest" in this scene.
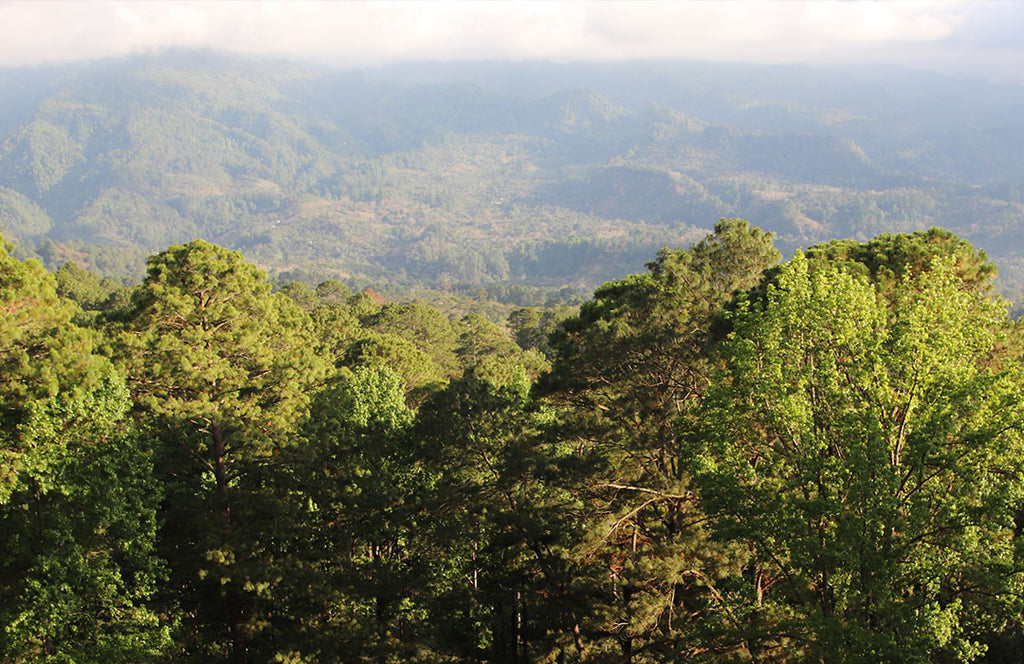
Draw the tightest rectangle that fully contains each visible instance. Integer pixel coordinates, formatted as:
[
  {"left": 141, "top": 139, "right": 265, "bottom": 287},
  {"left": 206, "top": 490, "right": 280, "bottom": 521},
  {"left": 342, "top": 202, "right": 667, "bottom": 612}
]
[
  {"left": 3, "top": 220, "right": 1024, "bottom": 663},
  {"left": 4, "top": 53, "right": 1024, "bottom": 307}
]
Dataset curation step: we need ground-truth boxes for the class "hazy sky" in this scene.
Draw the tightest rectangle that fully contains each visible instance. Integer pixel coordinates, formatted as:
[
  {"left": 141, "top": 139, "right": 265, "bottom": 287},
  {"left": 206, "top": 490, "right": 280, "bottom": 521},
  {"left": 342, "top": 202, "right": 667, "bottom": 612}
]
[{"left": 2, "top": 0, "right": 1023, "bottom": 80}]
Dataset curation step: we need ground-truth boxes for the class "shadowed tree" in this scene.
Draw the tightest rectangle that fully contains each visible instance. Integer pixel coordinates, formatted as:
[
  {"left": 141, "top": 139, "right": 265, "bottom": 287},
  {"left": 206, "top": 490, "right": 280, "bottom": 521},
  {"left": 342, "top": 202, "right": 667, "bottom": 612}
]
[
  {"left": 413, "top": 374, "right": 585, "bottom": 664},
  {"left": 541, "top": 220, "right": 780, "bottom": 661},
  {"left": 284, "top": 365, "right": 421, "bottom": 661}
]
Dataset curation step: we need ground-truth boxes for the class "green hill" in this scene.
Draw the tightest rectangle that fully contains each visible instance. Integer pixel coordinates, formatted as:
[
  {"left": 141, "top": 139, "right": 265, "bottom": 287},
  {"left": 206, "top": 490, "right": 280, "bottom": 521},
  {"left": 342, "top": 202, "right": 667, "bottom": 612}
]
[{"left": 2, "top": 51, "right": 1024, "bottom": 300}]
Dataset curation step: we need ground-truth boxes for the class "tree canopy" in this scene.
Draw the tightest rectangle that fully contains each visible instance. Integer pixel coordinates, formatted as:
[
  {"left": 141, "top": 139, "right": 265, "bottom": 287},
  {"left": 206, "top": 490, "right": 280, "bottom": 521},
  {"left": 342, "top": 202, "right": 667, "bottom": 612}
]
[
  {"left": 691, "top": 252, "right": 1024, "bottom": 662},
  {"left": 2, "top": 225, "right": 1024, "bottom": 663}
]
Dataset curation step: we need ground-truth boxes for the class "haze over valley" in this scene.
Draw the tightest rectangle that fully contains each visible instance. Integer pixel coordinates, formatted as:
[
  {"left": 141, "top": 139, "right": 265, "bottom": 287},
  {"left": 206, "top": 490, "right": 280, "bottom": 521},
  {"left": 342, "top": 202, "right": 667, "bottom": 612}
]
[{"left": 3, "top": 51, "right": 1024, "bottom": 306}]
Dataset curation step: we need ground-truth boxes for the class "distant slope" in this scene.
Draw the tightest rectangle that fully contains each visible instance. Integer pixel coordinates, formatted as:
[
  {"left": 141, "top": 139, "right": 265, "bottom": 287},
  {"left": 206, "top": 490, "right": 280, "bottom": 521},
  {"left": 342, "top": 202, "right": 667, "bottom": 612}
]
[{"left": 2, "top": 51, "right": 1024, "bottom": 297}]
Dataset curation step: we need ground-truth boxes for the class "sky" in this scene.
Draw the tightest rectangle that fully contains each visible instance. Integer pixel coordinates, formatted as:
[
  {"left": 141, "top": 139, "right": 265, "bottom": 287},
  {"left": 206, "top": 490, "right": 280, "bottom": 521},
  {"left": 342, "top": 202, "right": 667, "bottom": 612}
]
[{"left": 2, "top": 0, "right": 1024, "bottom": 81}]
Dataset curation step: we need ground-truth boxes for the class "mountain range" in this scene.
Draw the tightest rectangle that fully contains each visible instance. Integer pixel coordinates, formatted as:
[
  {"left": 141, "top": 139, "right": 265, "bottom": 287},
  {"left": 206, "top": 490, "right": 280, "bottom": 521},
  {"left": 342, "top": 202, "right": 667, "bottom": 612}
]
[{"left": 2, "top": 50, "right": 1024, "bottom": 302}]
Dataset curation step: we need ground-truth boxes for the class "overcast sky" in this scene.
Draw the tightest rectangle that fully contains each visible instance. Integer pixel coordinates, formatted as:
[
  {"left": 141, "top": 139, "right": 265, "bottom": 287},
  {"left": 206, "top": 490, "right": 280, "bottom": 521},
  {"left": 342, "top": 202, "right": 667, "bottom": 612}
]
[{"left": 2, "top": 1, "right": 1023, "bottom": 81}]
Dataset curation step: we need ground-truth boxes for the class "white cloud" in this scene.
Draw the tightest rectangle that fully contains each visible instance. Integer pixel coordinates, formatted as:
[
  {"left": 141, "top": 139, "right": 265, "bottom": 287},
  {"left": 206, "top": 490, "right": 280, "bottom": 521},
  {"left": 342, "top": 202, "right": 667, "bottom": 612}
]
[{"left": 0, "top": 0, "right": 1015, "bottom": 78}]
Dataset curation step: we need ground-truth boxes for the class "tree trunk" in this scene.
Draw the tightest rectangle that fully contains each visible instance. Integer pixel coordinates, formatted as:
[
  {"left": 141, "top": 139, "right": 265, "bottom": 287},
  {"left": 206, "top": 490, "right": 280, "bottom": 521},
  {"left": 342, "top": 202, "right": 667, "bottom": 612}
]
[{"left": 213, "top": 422, "right": 247, "bottom": 664}]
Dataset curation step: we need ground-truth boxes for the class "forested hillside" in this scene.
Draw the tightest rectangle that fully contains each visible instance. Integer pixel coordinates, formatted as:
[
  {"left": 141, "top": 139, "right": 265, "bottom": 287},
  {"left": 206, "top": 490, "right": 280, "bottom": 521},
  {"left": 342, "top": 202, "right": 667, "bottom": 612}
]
[
  {"left": 3, "top": 223, "right": 1024, "bottom": 663},
  {"left": 2, "top": 52, "right": 1024, "bottom": 304}
]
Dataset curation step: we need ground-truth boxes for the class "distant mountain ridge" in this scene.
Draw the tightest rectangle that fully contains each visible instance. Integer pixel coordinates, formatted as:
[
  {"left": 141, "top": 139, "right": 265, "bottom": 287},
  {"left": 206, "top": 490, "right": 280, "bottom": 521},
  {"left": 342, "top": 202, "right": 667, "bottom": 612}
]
[{"left": 1, "top": 50, "right": 1024, "bottom": 298}]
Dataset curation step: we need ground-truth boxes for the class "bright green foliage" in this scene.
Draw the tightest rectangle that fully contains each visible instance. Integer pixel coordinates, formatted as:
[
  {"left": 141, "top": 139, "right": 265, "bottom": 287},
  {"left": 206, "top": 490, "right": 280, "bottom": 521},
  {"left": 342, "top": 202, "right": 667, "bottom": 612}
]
[
  {"left": 278, "top": 278, "right": 352, "bottom": 313},
  {"left": 0, "top": 235, "right": 167, "bottom": 660},
  {"left": 365, "top": 302, "right": 462, "bottom": 376},
  {"left": 53, "top": 261, "right": 122, "bottom": 312},
  {"left": 344, "top": 331, "right": 447, "bottom": 400},
  {"left": 308, "top": 298, "right": 361, "bottom": 364},
  {"left": 313, "top": 279, "right": 352, "bottom": 305},
  {"left": 0, "top": 363, "right": 168, "bottom": 663},
  {"left": 0, "top": 235, "right": 109, "bottom": 502},
  {"left": 7, "top": 220, "right": 1024, "bottom": 663},
  {"left": 313, "top": 365, "right": 414, "bottom": 431},
  {"left": 692, "top": 252, "right": 1024, "bottom": 663},
  {"left": 542, "top": 219, "right": 780, "bottom": 660},
  {"left": 344, "top": 290, "right": 384, "bottom": 319},
  {"left": 110, "top": 239, "right": 326, "bottom": 662},
  {"left": 456, "top": 312, "right": 548, "bottom": 389},
  {"left": 277, "top": 280, "right": 319, "bottom": 311}
]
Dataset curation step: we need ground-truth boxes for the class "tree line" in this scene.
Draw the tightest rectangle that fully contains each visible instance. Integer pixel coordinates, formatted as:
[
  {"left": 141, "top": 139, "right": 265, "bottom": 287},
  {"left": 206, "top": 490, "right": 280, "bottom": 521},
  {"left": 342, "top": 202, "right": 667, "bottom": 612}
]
[{"left": 2, "top": 220, "right": 1024, "bottom": 663}]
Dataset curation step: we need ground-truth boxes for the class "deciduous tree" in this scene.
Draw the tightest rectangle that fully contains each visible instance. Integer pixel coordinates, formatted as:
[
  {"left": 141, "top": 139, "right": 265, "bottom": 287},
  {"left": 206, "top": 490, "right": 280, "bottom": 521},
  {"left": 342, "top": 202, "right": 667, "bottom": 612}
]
[
  {"left": 691, "top": 252, "right": 1024, "bottom": 663},
  {"left": 0, "top": 234, "right": 167, "bottom": 661}
]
